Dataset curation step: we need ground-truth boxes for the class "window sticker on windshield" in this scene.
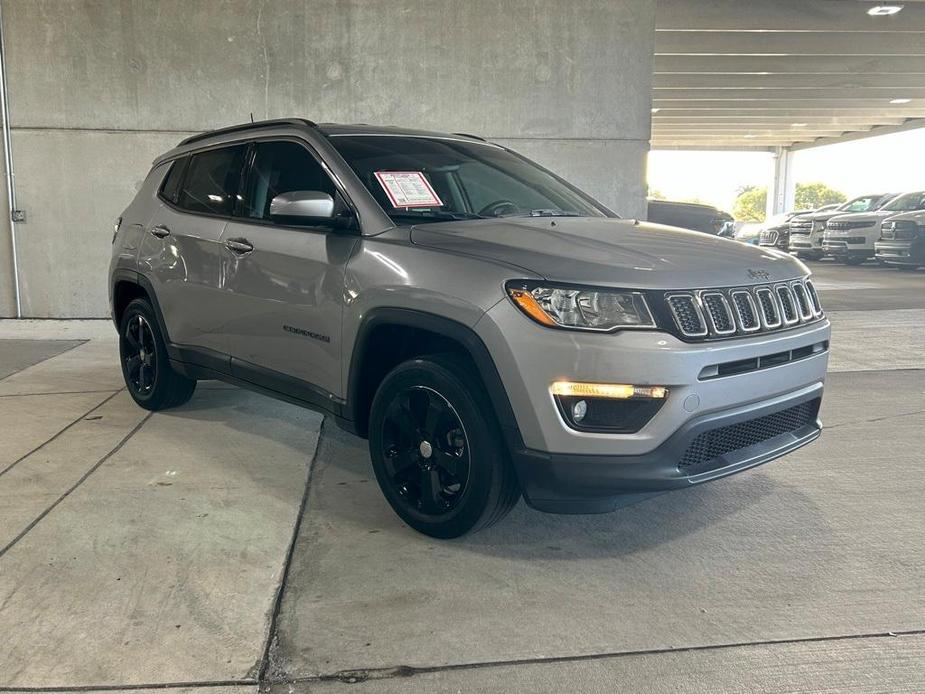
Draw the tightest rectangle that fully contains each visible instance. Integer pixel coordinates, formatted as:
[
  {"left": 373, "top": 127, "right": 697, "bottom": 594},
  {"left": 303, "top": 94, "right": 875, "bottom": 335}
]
[{"left": 374, "top": 171, "right": 443, "bottom": 208}]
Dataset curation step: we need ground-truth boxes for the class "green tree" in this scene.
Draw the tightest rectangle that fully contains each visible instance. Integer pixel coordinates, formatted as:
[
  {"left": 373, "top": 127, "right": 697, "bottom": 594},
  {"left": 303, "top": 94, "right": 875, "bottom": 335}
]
[
  {"left": 794, "top": 182, "right": 847, "bottom": 210},
  {"left": 732, "top": 186, "right": 767, "bottom": 222},
  {"left": 647, "top": 187, "right": 666, "bottom": 200}
]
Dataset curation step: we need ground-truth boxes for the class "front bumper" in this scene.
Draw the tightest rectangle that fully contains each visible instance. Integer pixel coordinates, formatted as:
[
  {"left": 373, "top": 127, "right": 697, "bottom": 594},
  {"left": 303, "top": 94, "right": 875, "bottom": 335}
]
[
  {"left": 478, "top": 299, "right": 830, "bottom": 512},
  {"left": 789, "top": 232, "right": 824, "bottom": 254},
  {"left": 511, "top": 384, "right": 821, "bottom": 512},
  {"left": 758, "top": 239, "right": 789, "bottom": 252},
  {"left": 823, "top": 228, "right": 876, "bottom": 256},
  {"left": 875, "top": 239, "right": 925, "bottom": 266}
]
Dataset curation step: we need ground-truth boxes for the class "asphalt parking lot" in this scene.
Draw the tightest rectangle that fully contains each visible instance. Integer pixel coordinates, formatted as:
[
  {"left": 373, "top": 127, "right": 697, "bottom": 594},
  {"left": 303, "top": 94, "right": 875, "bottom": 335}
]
[{"left": 1, "top": 261, "right": 923, "bottom": 693}]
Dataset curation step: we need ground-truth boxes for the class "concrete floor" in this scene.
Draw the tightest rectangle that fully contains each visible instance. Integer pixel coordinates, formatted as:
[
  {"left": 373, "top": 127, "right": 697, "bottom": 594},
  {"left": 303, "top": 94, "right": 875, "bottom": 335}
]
[{"left": 0, "top": 261, "right": 923, "bottom": 693}]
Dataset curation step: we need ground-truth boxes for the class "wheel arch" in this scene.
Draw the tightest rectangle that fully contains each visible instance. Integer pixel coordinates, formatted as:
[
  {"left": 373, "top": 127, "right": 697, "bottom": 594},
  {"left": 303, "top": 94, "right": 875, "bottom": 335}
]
[
  {"left": 110, "top": 270, "right": 174, "bottom": 352},
  {"left": 346, "top": 308, "right": 523, "bottom": 453}
]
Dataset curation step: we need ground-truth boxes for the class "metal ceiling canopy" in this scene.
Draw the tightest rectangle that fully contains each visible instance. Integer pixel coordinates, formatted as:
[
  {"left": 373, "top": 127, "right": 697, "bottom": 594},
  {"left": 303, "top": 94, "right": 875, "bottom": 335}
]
[{"left": 653, "top": 0, "right": 925, "bottom": 150}]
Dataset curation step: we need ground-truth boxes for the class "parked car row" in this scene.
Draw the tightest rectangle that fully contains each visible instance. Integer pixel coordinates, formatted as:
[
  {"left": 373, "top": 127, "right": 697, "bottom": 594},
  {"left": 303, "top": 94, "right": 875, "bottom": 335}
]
[{"left": 757, "top": 192, "right": 925, "bottom": 269}]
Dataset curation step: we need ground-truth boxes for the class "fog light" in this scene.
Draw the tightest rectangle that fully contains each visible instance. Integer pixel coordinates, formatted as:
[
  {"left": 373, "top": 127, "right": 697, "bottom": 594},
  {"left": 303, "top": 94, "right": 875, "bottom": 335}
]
[
  {"left": 551, "top": 382, "right": 668, "bottom": 433},
  {"left": 572, "top": 399, "right": 588, "bottom": 423}
]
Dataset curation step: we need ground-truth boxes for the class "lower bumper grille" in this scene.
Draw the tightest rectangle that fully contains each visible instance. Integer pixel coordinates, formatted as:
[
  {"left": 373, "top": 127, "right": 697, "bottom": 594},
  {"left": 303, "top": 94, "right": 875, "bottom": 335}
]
[{"left": 679, "top": 399, "right": 820, "bottom": 472}]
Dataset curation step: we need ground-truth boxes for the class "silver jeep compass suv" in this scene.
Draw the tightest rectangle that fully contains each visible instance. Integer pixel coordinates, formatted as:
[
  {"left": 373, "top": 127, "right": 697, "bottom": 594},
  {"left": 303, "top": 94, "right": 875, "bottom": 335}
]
[{"left": 109, "top": 119, "right": 830, "bottom": 538}]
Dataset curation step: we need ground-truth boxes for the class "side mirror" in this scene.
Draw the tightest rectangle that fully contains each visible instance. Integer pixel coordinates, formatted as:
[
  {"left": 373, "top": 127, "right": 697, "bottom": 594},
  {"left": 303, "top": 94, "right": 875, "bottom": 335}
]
[{"left": 269, "top": 191, "right": 335, "bottom": 220}]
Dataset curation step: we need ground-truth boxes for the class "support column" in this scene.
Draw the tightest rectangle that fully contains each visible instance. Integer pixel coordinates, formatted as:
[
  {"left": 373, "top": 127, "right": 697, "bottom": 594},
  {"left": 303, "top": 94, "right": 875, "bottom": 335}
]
[{"left": 766, "top": 146, "right": 795, "bottom": 217}]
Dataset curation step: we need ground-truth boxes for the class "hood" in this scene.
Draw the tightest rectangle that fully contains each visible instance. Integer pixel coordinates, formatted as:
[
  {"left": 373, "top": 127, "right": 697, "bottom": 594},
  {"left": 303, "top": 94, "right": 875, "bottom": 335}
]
[
  {"left": 802, "top": 209, "right": 848, "bottom": 223},
  {"left": 827, "top": 210, "right": 895, "bottom": 225},
  {"left": 884, "top": 210, "right": 925, "bottom": 223},
  {"left": 410, "top": 217, "right": 806, "bottom": 290}
]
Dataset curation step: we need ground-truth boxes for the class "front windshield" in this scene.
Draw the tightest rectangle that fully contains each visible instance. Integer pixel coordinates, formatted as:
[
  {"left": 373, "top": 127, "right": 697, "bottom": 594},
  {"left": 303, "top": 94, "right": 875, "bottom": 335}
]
[
  {"left": 329, "top": 135, "right": 609, "bottom": 223},
  {"left": 882, "top": 192, "right": 925, "bottom": 212},
  {"left": 840, "top": 195, "right": 881, "bottom": 213}
]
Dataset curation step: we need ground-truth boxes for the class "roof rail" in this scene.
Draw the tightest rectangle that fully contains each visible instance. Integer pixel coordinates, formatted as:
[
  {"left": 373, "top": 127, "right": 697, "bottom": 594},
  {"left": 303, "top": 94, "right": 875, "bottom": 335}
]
[
  {"left": 452, "top": 132, "right": 488, "bottom": 142},
  {"left": 178, "top": 118, "right": 317, "bottom": 146}
]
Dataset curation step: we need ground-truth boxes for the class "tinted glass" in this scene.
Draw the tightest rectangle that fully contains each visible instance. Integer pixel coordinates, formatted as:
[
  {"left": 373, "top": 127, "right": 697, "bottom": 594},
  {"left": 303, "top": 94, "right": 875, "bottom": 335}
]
[
  {"left": 159, "top": 157, "right": 187, "bottom": 204},
  {"left": 882, "top": 192, "right": 925, "bottom": 212},
  {"left": 839, "top": 195, "right": 891, "bottom": 213},
  {"left": 243, "top": 141, "right": 336, "bottom": 221},
  {"left": 330, "top": 135, "right": 607, "bottom": 224},
  {"left": 178, "top": 145, "right": 248, "bottom": 215}
]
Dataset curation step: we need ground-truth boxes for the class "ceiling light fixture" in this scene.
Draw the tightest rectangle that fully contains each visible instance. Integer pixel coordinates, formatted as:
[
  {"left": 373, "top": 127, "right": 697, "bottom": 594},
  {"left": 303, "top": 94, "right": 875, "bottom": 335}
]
[
  {"left": 792, "top": 122, "right": 808, "bottom": 127},
  {"left": 651, "top": 108, "right": 660, "bottom": 114},
  {"left": 744, "top": 134, "right": 758, "bottom": 139},
  {"left": 867, "top": 5, "right": 904, "bottom": 16},
  {"left": 890, "top": 98, "right": 912, "bottom": 104}
]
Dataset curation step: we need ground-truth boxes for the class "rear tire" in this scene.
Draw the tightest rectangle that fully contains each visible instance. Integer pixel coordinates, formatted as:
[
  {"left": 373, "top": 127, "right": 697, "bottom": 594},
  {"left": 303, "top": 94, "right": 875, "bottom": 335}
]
[
  {"left": 119, "top": 298, "right": 196, "bottom": 410},
  {"left": 843, "top": 255, "right": 866, "bottom": 266},
  {"left": 368, "top": 354, "right": 520, "bottom": 538}
]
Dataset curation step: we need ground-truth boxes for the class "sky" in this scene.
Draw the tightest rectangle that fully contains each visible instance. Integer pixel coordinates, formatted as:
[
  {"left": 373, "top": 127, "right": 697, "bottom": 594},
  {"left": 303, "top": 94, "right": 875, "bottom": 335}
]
[{"left": 647, "top": 127, "right": 925, "bottom": 214}]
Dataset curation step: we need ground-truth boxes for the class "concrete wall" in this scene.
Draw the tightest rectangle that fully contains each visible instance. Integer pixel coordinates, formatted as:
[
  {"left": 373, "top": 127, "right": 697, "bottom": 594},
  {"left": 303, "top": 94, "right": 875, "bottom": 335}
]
[
  {"left": 0, "top": 135, "right": 14, "bottom": 316},
  {"left": 0, "top": 0, "right": 655, "bottom": 317}
]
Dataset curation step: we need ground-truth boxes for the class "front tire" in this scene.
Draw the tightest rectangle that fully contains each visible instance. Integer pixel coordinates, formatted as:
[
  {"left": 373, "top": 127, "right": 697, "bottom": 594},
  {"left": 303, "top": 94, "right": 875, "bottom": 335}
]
[
  {"left": 119, "top": 298, "right": 196, "bottom": 410},
  {"left": 368, "top": 355, "right": 520, "bottom": 538},
  {"left": 843, "top": 255, "right": 866, "bottom": 265}
]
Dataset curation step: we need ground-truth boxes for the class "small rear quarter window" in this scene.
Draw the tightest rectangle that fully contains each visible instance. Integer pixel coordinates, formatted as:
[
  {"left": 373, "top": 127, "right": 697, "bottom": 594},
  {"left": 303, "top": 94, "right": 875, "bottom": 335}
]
[{"left": 159, "top": 157, "right": 187, "bottom": 204}]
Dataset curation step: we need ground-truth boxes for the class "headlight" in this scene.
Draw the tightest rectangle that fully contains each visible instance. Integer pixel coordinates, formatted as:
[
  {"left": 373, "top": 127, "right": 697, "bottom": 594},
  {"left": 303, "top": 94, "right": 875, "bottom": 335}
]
[{"left": 506, "top": 281, "right": 656, "bottom": 332}]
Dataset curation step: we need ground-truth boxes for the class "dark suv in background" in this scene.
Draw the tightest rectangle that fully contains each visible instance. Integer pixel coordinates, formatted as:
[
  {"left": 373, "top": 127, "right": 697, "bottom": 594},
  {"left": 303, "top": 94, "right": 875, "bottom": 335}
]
[{"left": 647, "top": 199, "right": 735, "bottom": 236}]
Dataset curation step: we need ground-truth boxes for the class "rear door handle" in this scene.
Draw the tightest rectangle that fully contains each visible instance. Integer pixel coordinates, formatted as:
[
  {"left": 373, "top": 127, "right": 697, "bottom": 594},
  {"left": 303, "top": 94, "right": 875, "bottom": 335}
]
[
  {"left": 149, "top": 225, "right": 171, "bottom": 238},
  {"left": 225, "top": 238, "right": 254, "bottom": 254}
]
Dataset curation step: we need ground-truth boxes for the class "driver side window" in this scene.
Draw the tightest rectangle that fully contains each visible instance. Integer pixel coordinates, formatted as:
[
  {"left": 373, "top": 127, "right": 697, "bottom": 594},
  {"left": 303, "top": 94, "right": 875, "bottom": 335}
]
[{"left": 242, "top": 141, "right": 338, "bottom": 223}]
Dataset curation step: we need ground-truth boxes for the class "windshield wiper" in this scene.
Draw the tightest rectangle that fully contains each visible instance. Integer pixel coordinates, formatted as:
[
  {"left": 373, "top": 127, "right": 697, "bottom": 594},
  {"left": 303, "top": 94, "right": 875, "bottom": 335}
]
[
  {"left": 504, "top": 209, "right": 583, "bottom": 218},
  {"left": 390, "top": 210, "right": 487, "bottom": 221}
]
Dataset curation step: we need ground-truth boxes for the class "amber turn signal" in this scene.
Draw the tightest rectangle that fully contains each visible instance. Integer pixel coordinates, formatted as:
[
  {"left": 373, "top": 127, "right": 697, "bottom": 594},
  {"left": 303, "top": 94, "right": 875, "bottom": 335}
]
[
  {"left": 550, "top": 381, "right": 668, "bottom": 400},
  {"left": 508, "top": 288, "right": 557, "bottom": 327}
]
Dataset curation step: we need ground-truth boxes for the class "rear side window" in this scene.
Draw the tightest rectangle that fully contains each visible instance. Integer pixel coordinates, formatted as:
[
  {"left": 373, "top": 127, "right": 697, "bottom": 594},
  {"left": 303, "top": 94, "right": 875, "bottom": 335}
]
[
  {"left": 159, "top": 156, "right": 187, "bottom": 204},
  {"left": 242, "top": 141, "right": 337, "bottom": 221},
  {"left": 178, "top": 145, "right": 248, "bottom": 215}
]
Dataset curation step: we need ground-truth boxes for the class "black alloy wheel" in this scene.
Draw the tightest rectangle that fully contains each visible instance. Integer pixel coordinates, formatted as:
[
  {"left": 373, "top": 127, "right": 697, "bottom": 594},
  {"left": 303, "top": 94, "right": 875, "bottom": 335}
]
[
  {"left": 118, "top": 298, "right": 196, "bottom": 410},
  {"left": 368, "top": 355, "right": 520, "bottom": 538},
  {"left": 380, "top": 385, "right": 471, "bottom": 516},
  {"left": 123, "top": 313, "right": 157, "bottom": 396}
]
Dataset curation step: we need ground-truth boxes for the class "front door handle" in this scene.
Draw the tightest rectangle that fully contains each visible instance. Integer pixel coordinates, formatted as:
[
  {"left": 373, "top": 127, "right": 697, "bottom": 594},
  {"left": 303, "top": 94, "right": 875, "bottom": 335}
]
[
  {"left": 225, "top": 238, "right": 254, "bottom": 254},
  {"left": 149, "top": 225, "right": 171, "bottom": 238}
]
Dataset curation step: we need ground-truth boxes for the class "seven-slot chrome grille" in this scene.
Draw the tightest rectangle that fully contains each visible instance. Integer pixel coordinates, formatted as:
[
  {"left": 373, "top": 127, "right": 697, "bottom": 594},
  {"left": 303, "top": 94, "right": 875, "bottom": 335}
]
[{"left": 665, "top": 279, "right": 823, "bottom": 341}]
